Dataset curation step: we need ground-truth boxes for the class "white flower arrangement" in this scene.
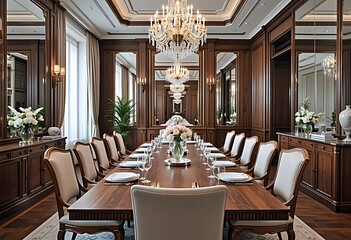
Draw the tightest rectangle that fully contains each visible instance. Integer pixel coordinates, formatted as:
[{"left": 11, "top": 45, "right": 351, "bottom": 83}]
[
  {"left": 165, "top": 124, "right": 192, "bottom": 142},
  {"left": 7, "top": 106, "right": 44, "bottom": 130},
  {"left": 295, "top": 98, "right": 324, "bottom": 125}
]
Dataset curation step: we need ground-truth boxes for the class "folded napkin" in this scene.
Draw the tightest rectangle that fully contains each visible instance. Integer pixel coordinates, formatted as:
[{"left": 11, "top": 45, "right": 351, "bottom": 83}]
[
  {"left": 129, "top": 153, "right": 148, "bottom": 158},
  {"left": 206, "top": 147, "right": 219, "bottom": 152},
  {"left": 106, "top": 172, "right": 139, "bottom": 182},
  {"left": 141, "top": 143, "right": 152, "bottom": 147},
  {"left": 218, "top": 172, "right": 250, "bottom": 182},
  {"left": 214, "top": 161, "right": 236, "bottom": 167},
  {"left": 207, "top": 153, "right": 226, "bottom": 158},
  {"left": 119, "top": 161, "right": 143, "bottom": 168},
  {"left": 134, "top": 148, "right": 148, "bottom": 153}
]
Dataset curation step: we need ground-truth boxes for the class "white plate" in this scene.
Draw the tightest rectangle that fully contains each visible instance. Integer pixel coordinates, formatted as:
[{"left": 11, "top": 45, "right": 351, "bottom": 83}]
[
  {"left": 105, "top": 172, "right": 139, "bottom": 183},
  {"left": 186, "top": 140, "right": 195, "bottom": 144},
  {"left": 214, "top": 161, "right": 236, "bottom": 168},
  {"left": 203, "top": 142, "right": 213, "bottom": 146},
  {"left": 119, "top": 161, "right": 143, "bottom": 168},
  {"left": 218, "top": 172, "right": 252, "bottom": 183},
  {"left": 129, "top": 153, "right": 148, "bottom": 158},
  {"left": 162, "top": 140, "right": 170, "bottom": 144},
  {"left": 134, "top": 148, "right": 148, "bottom": 153},
  {"left": 207, "top": 153, "right": 226, "bottom": 158}
]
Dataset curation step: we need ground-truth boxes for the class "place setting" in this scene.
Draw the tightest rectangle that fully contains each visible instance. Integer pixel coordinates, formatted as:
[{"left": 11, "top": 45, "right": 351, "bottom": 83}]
[{"left": 104, "top": 172, "right": 140, "bottom": 185}]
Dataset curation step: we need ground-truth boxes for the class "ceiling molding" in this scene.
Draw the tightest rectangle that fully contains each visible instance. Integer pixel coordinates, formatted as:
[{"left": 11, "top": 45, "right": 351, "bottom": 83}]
[{"left": 105, "top": 0, "right": 247, "bottom": 27}]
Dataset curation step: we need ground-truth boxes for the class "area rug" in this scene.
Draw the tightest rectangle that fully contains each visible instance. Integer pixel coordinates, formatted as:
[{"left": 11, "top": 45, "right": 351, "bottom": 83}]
[{"left": 24, "top": 213, "right": 325, "bottom": 240}]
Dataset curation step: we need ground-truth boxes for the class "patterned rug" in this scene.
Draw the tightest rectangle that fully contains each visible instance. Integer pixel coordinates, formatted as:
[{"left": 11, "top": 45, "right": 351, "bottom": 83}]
[{"left": 24, "top": 213, "right": 325, "bottom": 240}]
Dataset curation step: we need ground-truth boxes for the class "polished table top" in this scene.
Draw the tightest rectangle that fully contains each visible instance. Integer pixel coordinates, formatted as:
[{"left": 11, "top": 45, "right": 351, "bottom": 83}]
[{"left": 68, "top": 143, "right": 289, "bottom": 221}]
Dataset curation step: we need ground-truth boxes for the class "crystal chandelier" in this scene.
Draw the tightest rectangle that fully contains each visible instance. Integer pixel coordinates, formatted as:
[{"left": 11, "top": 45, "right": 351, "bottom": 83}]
[
  {"left": 166, "top": 59, "right": 189, "bottom": 84},
  {"left": 149, "top": 0, "right": 206, "bottom": 60},
  {"left": 322, "top": 55, "right": 336, "bottom": 77}
]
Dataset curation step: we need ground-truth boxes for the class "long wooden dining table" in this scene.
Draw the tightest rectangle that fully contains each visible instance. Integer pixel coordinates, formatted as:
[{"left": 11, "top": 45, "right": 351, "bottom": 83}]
[{"left": 68, "top": 143, "right": 289, "bottom": 221}]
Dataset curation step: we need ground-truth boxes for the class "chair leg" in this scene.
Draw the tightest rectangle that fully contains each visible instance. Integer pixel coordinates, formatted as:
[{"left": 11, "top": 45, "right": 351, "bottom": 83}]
[
  {"left": 287, "top": 230, "right": 295, "bottom": 240},
  {"left": 231, "top": 229, "right": 240, "bottom": 240},
  {"left": 277, "top": 232, "right": 283, "bottom": 240},
  {"left": 57, "top": 230, "right": 64, "bottom": 240}
]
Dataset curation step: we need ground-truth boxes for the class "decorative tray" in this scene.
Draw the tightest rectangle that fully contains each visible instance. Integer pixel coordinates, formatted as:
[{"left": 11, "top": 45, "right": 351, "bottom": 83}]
[{"left": 164, "top": 158, "right": 191, "bottom": 167}]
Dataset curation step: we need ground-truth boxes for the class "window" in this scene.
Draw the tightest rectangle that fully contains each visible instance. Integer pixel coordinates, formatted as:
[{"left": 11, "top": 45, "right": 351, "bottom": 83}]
[{"left": 62, "top": 23, "right": 88, "bottom": 148}]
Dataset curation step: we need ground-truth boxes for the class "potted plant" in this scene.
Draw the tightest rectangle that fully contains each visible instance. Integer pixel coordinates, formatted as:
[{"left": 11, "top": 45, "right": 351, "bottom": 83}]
[{"left": 106, "top": 97, "right": 135, "bottom": 138}]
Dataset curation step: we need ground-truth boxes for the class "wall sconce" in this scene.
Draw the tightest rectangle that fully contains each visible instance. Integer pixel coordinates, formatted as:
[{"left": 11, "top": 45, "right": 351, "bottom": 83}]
[
  {"left": 52, "top": 64, "right": 65, "bottom": 88},
  {"left": 207, "top": 78, "right": 216, "bottom": 92},
  {"left": 137, "top": 78, "right": 147, "bottom": 92}
]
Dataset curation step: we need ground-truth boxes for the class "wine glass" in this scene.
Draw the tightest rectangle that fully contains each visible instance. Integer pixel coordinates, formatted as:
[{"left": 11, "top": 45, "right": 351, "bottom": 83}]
[
  {"left": 137, "top": 157, "right": 145, "bottom": 181},
  {"left": 207, "top": 157, "right": 217, "bottom": 178},
  {"left": 141, "top": 156, "right": 152, "bottom": 184}
]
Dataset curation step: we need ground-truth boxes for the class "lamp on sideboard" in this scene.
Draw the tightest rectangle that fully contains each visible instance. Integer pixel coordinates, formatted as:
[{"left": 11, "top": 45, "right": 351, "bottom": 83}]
[
  {"left": 137, "top": 78, "right": 147, "bottom": 92},
  {"left": 52, "top": 64, "right": 65, "bottom": 88},
  {"left": 207, "top": 77, "right": 215, "bottom": 92}
]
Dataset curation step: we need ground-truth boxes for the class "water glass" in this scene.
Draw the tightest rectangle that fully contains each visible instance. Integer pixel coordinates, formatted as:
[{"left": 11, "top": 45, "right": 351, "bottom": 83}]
[
  {"left": 141, "top": 156, "right": 152, "bottom": 184},
  {"left": 207, "top": 157, "right": 217, "bottom": 178},
  {"left": 137, "top": 157, "right": 145, "bottom": 181}
]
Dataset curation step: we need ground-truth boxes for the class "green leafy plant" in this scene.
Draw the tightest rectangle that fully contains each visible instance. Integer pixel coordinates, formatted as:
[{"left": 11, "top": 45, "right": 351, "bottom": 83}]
[
  {"left": 105, "top": 97, "right": 135, "bottom": 137},
  {"left": 327, "top": 112, "right": 336, "bottom": 127}
]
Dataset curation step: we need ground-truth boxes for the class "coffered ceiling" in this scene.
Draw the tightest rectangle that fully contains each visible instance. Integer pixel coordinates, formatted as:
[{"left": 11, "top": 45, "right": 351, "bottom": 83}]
[{"left": 59, "top": 0, "right": 292, "bottom": 39}]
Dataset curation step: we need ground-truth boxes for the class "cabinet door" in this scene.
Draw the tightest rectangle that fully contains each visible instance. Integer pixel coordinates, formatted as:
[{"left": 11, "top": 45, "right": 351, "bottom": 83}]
[
  {"left": 27, "top": 153, "right": 43, "bottom": 195},
  {"left": 290, "top": 143, "right": 315, "bottom": 188},
  {"left": 315, "top": 149, "right": 333, "bottom": 198},
  {"left": 0, "top": 157, "right": 23, "bottom": 208}
]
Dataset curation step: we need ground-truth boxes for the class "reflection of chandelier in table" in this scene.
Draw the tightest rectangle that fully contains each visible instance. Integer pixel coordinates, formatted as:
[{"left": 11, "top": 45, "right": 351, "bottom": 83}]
[
  {"left": 149, "top": 0, "right": 206, "bottom": 60},
  {"left": 322, "top": 55, "right": 336, "bottom": 77},
  {"left": 166, "top": 59, "right": 189, "bottom": 84}
]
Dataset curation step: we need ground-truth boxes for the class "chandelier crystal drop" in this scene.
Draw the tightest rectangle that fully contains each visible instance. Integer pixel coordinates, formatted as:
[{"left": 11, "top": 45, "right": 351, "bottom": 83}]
[
  {"left": 170, "top": 83, "right": 185, "bottom": 93},
  {"left": 149, "top": 0, "right": 206, "bottom": 60},
  {"left": 166, "top": 59, "right": 189, "bottom": 84},
  {"left": 322, "top": 55, "right": 336, "bottom": 77}
]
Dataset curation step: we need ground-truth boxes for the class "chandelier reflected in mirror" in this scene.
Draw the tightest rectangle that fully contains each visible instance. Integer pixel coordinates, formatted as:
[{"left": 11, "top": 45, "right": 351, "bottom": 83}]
[
  {"left": 166, "top": 59, "right": 189, "bottom": 84},
  {"left": 170, "top": 83, "right": 185, "bottom": 93},
  {"left": 322, "top": 54, "right": 336, "bottom": 77},
  {"left": 149, "top": 0, "right": 206, "bottom": 60}
]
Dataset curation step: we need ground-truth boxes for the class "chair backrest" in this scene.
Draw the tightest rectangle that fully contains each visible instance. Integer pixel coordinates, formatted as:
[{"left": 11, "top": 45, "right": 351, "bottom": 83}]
[
  {"left": 239, "top": 136, "right": 258, "bottom": 165},
  {"left": 44, "top": 148, "right": 80, "bottom": 217},
  {"left": 91, "top": 137, "right": 110, "bottom": 171},
  {"left": 131, "top": 185, "right": 227, "bottom": 240},
  {"left": 223, "top": 130, "right": 235, "bottom": 152},
  {"left": 230, "top": 132, "right": 245, "bottom": 157},
  {"left": 113, "top": 131, "right": 126, "bottom": 154},
  {"left": 103, "top": 133, "right": 120, "bottom": 162},
  {"left": 272, "top": 148, "right": 309, "bottom": 216},
  {"left": 253, "top": 141, "right": 278, "bottom": 184},
  {"left": 73, "top": 141, "right": 98, "bottom": 188}
]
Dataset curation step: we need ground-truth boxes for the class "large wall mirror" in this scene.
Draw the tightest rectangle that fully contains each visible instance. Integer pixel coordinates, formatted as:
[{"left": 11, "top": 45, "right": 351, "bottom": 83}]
[
  {"left": 216, "top": 52, "right": 237, "bottom": 126},
  {"left": 6, "top": 0, "right": 47, "bottom": 136},
  {"left": 295, "top": 0, "right": 336, "bottom": 129},
  {"left": 153, "top": 53, "right": 200, "bottom": 126},
  {"left": 115, "top": 52, "right": 137, "bottom": 125},
  {"left": 342, "top": 0, "right": 351, "bottom": 106}
]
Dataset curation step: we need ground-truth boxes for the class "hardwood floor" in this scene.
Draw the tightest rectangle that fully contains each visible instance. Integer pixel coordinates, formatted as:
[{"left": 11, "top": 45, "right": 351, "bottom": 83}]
[{"left": 0, "top": 190, "right": 350, "bottom": 240}]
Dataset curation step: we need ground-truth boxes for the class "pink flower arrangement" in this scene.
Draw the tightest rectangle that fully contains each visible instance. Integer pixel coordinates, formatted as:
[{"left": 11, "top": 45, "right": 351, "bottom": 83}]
[{"left": 165, "top": 124, "right": 192, "bottom": 142}]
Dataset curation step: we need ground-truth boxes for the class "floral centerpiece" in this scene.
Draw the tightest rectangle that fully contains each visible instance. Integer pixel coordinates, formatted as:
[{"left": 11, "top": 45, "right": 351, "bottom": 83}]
[
  {"left": 165, "top": 124, "right": 192, "bottom": 161},
  {"left": 295, "top": 98, "right": 324, "bottom": 136},
  {"left": 7, "top": 106, "right": 44, "bottom": 143}
]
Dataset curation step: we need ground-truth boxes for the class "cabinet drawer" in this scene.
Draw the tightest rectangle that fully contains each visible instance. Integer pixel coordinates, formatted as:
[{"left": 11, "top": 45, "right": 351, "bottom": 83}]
[
  {"left": 0, "top": 152, "right": 9, "bottom": 161},
  {"left": 28, "top": 145, "right": 45, "bottom": 154},
  {"left": 11, "top": 149, "right": 27, "bottom": 158},
  {"left": 316, "top": 143, "right": 333, "bottom": 152},
  {"left": 289, "top": 138, "right": 315, "bottom": 148},
  {"left": 280, "top": 135, "right": 289, "bottom": 142}
]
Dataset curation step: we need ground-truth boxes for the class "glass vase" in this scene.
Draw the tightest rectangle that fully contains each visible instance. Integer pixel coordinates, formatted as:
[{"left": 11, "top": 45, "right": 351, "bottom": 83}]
[
  {"left": 171, "top": 141, "right": 185, "bottom": 162},
  {"left": 302, "top": 124, "right": 313, "bottom": 137},
  {"left": 19, "top": 128, "right": 34, "bottom": 144}
]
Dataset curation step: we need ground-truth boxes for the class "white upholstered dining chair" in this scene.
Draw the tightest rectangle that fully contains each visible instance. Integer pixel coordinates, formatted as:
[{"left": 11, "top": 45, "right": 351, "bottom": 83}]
[
  {"left": 73, "top": 141, "right": 105, "bottom": 189},
  {"left": 233, "top": 136, "right": 258, "bottom": 169},
  {"left": 113, "top": 131, "right": 132, "bottom": 158},
  {"left": 131, "top": 185, "right": 227, "bottom": 240},
  {"left": 44, "top": 147, "right": 124, "bottom": 240},
  {"left": 228, "top": 132, "right": 245, "bottom": 159},
  {"left": 103, "top": 133, "right": 122, "bottom": 162},
  {"left": 219, "top": 130, "right": 235, "bottom": 154},
  {"left": 245, "top": 140, "right": 277, "bottom": 186},
  {"left": 229, "top": 148, "right": 309, "bottom": 240}
]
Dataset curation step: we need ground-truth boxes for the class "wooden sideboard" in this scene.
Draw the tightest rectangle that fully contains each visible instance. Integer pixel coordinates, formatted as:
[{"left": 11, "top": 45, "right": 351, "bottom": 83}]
[
  {"left": 277, "top": 132, "right": 351, "bottom": 212},
  {"left": 0, "top": 137, "right": 66, "bottom": 221}
]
